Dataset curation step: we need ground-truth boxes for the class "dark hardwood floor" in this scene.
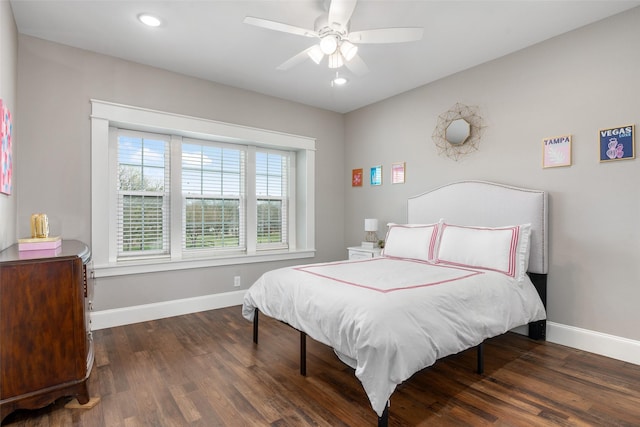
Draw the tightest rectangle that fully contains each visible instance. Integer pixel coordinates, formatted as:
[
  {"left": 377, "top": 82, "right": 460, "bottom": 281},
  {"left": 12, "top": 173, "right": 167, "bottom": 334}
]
[{"left": 3, "top": 306, "right": 640, "bottom": 426}]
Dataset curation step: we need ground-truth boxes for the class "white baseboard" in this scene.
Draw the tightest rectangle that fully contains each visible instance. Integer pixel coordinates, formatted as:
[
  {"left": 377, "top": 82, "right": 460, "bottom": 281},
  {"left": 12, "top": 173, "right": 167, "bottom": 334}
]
[
  {"left": 90, "top": 290, "right": 246, "bottom": 330},
  {"left": 512, "top": 321, "right": 640, "bottom": 365},
  {"left": 546, "top": 321, "right": 640, "bottom": 365},
  {"left": 92, "top": 294, "right": 640, "bottom": 366}
]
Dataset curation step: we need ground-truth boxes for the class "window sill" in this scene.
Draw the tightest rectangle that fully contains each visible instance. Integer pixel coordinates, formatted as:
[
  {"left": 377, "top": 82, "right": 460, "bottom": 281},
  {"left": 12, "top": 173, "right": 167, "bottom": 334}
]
[{"left": 93, "top": 249, "right": 316, "bottom": 278}]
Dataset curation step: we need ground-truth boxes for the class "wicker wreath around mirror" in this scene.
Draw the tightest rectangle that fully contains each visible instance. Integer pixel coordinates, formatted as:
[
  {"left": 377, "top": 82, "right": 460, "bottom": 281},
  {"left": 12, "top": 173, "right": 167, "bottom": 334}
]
[{"left": 432, "top": 103, "right": 485, "bottom": 161}]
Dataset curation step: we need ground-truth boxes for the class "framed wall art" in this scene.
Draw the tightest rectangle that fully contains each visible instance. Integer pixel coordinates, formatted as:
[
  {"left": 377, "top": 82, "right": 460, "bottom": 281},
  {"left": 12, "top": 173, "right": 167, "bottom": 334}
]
[
  {"left": 370, "top": 165, "right": 382, "bottom": 186},
  {"left": 391, "top": 162, "right": 406, "bottom": 184},
  {"left": 542, "top": 134, "right": 571, "bottom": 168},
  {"left": 599, "top": 124, "right": 634, "bottom": 162},
  {"left": 1, "top": 99, "right": 12, "bottom": 195},
  {"left": 351, "top": 168, "right": 363, "bottom": 187}
]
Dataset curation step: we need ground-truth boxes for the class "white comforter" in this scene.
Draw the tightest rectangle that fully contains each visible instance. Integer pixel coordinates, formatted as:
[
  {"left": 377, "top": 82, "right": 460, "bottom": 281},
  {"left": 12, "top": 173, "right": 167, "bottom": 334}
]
[{"left": 242, "top": 257, "right": 546, "bottom": 417}]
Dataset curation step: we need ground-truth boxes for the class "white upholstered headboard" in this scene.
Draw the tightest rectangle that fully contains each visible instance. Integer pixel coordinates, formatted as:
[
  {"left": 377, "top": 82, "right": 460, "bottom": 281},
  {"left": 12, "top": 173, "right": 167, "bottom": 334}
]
[{"left": 407, "top": 181, "right": 548, "bottom": 275}]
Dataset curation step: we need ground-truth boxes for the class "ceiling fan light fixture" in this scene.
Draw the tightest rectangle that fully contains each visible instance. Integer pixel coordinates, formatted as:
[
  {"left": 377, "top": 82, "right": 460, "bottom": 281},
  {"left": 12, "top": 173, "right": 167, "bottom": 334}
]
[
  {"left": 328, "top": 51, "right": 344, "bottom": 69},
  {"left": 307, "top": 45, "right": 324, "bottom": 64},
  {"left": 319, "top": 35, "right": 339, "bottom": 55},
  {"left": 340, "top": 40, "right": 358, "bottom": 61}
]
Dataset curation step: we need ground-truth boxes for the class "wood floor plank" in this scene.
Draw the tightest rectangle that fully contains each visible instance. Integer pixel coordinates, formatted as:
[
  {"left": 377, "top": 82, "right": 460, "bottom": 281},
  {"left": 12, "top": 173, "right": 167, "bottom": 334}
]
[{"left": 3, "top": 305, "right": 640, "bottom": 426}]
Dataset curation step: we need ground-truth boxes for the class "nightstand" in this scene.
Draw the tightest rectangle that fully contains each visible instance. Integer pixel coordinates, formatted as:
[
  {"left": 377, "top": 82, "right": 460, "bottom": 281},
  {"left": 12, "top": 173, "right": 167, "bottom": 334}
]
[{"left": 347, "top": 246, "right": 382, "bottom": 260}]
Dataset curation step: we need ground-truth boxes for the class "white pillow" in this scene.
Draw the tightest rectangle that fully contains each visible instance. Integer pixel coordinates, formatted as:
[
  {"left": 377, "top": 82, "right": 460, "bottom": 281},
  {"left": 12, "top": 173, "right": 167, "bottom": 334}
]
[
  {"left": 382, "top": 222, "right": 440, "bottom": 262},
  {"left": 435, "top": 223, "right": 532, "bottom": 281}
]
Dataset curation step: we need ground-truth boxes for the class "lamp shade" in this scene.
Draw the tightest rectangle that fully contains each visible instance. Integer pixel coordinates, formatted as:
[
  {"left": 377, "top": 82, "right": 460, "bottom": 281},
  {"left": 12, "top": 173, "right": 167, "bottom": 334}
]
[
  {"left": 319, "top": 35, "right": 338, "bottom": 55},
  {"left": 364, "top": 218, "right": 378, "bottom": 232},
  {"left": 340, "top": 40, "right": 358, "bottom": 61}
]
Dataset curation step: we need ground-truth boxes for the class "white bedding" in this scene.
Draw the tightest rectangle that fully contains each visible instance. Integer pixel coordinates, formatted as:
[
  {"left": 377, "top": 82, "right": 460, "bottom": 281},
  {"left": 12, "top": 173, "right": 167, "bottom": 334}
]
[{"left": 242, "top": 257, "right": 546, "bottom": 417}]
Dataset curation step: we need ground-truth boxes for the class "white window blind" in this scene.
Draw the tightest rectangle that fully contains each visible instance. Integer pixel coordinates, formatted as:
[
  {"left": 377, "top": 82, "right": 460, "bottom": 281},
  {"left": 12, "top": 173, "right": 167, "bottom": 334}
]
[
  {"left": 256, "top": 150, "right": 289, "bottom": 249},
  {"left": 182, "top": 140, "right": 246, "bottom": 252},
  {"left": 116, "top": 131, "right": 170, "bottom": 258},
  {"left": 92, "top": 100, "right": 316, "bottom": 275}
]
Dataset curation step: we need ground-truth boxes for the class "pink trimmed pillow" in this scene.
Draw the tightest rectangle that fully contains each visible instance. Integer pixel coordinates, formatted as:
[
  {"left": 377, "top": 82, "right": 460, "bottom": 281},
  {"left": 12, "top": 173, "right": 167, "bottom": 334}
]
[
  {"left": 435, "top": 223, "right": 531, "bottom": 281},
  {"left": 382, "top": 222, "right": 440, "bottom": 262}
]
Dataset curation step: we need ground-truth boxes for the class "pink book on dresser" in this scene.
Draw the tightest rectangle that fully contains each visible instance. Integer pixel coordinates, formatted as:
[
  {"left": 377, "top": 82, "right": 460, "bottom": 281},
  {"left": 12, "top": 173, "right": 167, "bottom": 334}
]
[{"left": 18, "top": 236, "right": 62, "bottom": 251}]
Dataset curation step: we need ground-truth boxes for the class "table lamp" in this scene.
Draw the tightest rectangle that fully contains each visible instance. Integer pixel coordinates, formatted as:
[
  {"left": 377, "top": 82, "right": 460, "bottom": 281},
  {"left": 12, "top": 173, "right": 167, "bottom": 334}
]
[{"left": 363, "top": 218, "right": 378, "bottom": 248}]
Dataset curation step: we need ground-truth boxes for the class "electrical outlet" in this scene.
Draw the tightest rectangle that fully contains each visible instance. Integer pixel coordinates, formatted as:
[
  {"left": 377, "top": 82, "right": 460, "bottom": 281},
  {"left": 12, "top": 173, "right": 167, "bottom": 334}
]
[{"left": 233, "top": 276, "right": 241, "bottom": 287}]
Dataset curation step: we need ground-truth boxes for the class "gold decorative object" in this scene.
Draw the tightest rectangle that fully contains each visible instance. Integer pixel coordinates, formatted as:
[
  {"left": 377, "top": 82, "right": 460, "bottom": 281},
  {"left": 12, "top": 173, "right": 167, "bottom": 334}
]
[
  {"left": 432, "top": 103, "right": 485, "bottom": 161},
  {"left": 30, "top": 213, "right": 50, "bottom": 238}
]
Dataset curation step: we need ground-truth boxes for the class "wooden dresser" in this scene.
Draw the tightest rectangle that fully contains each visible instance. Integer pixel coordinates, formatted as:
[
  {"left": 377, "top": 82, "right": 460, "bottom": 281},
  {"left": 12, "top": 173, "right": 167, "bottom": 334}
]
[{"left": 0, "top": 240, "right": 94, "bottom": 422}]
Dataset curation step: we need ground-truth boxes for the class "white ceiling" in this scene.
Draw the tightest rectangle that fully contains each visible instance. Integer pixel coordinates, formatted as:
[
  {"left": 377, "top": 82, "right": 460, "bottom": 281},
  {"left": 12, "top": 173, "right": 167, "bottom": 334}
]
[{"left": 9, "top": 0, "right": 640, "bottom": 113}]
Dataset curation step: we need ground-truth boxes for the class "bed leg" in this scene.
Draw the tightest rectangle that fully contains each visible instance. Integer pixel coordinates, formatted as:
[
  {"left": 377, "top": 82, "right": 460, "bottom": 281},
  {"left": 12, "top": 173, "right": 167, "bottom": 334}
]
[
  {"left": 476, "top": 342, "right": 484, "bottom": 374},
  {"left": 528, "top": 319, "right": 546, "bottom": 340},
  {"left": 378, "top": 402, "right": 389, "bottom": 427},
  {"left": 253, "top": 308, "right": 259, "bottom": 344},
  {"left": 300, "top": 331, "right": 307, "bottom": 376}
]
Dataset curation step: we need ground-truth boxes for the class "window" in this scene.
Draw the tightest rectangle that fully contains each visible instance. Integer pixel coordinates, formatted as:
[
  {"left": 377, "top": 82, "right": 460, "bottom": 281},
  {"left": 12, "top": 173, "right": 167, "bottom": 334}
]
[
  {"left": 117, "top": 131, "right": 170, "bottom": 257},
  {"left": 256, "top": 151, "right": 288, "bottom": 248},
  {"left": 91, "top": 100, "right": 315, "bottom": 277},
  {"left": 182, "top": 141, "right": 245, "bottom": 252},
  {"left": 113, "top": 130, "right": 295, "bottom": 261}
]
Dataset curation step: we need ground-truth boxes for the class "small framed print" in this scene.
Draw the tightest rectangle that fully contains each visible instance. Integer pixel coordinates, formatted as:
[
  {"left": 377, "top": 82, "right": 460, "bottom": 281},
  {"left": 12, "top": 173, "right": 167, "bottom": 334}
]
[
  {"left": 351, "top": 168, "right": 363, "bottom": 187},
  {"left": 599, "top": 124, "right": 634, "bottom": 162},
  {"left": 391, "top": 162, "right": 405, "bottom": 184},
  {"left": 542, "top": 135, "right": 571, "bottom": 168},
  {"left": 0, "top": 99, "right": 12, "bottom": 195},
  {"left": 370, "top": 165, "right": 382, "bottom": 186}
]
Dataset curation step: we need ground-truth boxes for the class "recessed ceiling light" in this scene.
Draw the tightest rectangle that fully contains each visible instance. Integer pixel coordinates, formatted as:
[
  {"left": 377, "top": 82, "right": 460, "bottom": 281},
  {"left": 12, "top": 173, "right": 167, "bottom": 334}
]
[
  {"left": 332, "top": 76, "right": 348, "bottom": 86},
  {"left": 138, "top": 13, "right": 162, "bottom": 27}
]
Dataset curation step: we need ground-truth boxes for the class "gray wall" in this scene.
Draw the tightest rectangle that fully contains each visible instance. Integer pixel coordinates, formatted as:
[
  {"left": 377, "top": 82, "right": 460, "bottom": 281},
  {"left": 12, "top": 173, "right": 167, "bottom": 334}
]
[
  {"left": 16, "top": 35, "right": 345, "bottom": 310},
  {"left": 9, "top": 5, "right": 640, "bottom": 344},
  {"left": 344, "top": 7, "right": 640, "bottom": 341},
  {"left": 0, "top": 0, "right": 17, "bottom": 251}
]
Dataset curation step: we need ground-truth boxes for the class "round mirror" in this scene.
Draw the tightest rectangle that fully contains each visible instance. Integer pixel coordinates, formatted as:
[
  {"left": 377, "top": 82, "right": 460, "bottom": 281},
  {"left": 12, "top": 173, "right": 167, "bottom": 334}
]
[{"left": 445, "top": 119, "right": 471, "bottom": 145}]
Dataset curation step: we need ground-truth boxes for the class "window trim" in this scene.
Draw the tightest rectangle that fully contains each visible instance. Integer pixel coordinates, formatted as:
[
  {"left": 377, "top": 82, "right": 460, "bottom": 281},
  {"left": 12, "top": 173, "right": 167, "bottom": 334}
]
[{"left": 91, "top": 100, "right": 316, "bottom": 278}]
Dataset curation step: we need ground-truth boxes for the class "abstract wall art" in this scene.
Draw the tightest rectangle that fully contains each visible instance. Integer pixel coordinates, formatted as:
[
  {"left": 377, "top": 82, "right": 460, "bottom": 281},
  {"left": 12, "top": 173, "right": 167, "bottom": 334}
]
[{"left": 1, "top": 99, "right": 13, "bottom": 195}]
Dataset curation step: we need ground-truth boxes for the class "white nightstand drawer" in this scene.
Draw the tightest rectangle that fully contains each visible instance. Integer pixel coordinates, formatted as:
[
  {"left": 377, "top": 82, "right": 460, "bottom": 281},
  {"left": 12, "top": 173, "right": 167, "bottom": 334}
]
[{"left": 347, "top": 246, "right": 382, "bottom": 260}]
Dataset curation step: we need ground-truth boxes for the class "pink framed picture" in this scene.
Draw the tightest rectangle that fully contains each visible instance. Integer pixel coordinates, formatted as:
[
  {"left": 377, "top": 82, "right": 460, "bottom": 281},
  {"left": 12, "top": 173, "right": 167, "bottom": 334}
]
[
  {"left": 542, "top": 134, "right": 571, "bottom": 168},
  {"left": 1, "top": 99, "right": 12, "bottom": 195},
  {"left": 391, "top": 162, "right": 405, "bottom": 184}
]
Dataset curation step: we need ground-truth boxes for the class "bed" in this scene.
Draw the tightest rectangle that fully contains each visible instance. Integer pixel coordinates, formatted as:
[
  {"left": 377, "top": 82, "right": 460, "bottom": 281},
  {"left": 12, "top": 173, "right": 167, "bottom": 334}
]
[{"left": 242, "top": 180, "right": 548, "bottom": 426}]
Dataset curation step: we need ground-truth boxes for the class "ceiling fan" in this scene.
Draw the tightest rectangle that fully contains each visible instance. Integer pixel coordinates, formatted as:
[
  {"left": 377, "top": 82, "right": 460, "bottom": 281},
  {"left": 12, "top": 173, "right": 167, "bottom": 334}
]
[{"left": 243, "top": 0, "right": 423, "bottom": 76}]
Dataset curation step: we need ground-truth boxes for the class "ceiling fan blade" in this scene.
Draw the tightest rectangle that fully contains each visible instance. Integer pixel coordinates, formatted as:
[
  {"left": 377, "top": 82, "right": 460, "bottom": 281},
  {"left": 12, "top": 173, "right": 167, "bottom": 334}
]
[
  {"left": 349, "top": 27, "right": 424, "bottom": 44},
  {"left": 276, "top": 46, "right": 317, "bottom": 71},
  {"left": 344, "top": 53, "right": 369, "bottom": 76},
  {"left": 328, "top": 0, "right": 358, "bottom": 31},
  {"left": 244, "top": 16, "right": 317, "bottom": 38}
]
